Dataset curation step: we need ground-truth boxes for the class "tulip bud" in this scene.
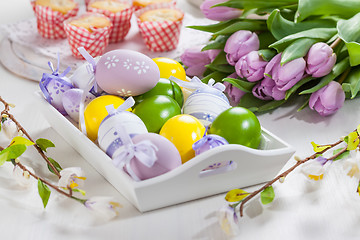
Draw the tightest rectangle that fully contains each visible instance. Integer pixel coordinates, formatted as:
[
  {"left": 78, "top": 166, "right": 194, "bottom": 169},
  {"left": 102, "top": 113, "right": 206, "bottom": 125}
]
[
  {"left": 200, "top": 0, "right": 242, "bottom": 21},
  {"left": 265, "top": 53, "right": 306, "bottom": 91},
  {"left": 252, "top": 76, "right": 286, "bottom": 101},
  {"left": 223, "top": 72, "right": 246, "bottom": 106},
  {"left": 306, "top": 42, "right": 337, "bottom": 78},
  {"left": 224, "top": 30, "right": 259, "bottom": 66},
  {"left": 235, "top": 51, "right": 267, "bottom": 82},
  {"left": 180, "top": 46, "right": 221, "bottom": 77},
  {"left": 309, "top": 81, "right": 345, "bottom": 116}
]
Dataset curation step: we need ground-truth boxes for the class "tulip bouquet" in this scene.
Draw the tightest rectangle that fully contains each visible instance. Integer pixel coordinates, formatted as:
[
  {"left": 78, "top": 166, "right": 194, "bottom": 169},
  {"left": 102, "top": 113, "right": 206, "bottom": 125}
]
[{"left": 181, "top": 0, "right": 360, "bottom": 116}]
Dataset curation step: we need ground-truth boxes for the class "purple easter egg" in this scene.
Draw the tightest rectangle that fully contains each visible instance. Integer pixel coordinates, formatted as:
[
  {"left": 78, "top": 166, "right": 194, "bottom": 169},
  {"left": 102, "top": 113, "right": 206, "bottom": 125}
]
[
  {"left": 126, "top": 133, "right": 182, "bottom": 181},
  {"left": 46, "top": 77, "right": 73, "bottom": 114},
  {"left": 193, "top": 134, "right": 229, "bottom": 155},
  {"left": 62, "top": 88, "right": 95, "bottom": 122},
  {"left": 95, "top": 49, "right": 160, "bottom": 97}
]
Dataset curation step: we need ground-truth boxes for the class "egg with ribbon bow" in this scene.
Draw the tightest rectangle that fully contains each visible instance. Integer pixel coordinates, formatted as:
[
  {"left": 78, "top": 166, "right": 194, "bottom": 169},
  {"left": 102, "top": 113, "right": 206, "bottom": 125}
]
[
  {"left": 113, "top": 132, "right": 181, "bottom": 181},
  {"left": 97, "top": 97, "right": 148, "bottom": 158},
  {"left": 62, "top": 88, "right": 96, "bottom": 123},
  {"left": 192, "top": 134, "right": 228, "bottom": 156},
  {"left": 39, "top": 58, "right": 73, "bottom": 115},
  {"left": 170, "top": 76, "right": 231, "bottom": 127},
  {"left": 95, "top": 49, "right": 160, "bottom": 97}
]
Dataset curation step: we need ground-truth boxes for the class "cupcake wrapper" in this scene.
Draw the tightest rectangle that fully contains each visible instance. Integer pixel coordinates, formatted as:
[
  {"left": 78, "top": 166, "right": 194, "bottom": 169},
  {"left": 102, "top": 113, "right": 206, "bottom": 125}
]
[
  {"left": 64, "top": 13, "right": 112, "bottom": 59},
  {"left": 135, "top": 3, "right": 183, "bottom": 52},
  {"left": 132, "top": 0, "right": 177, "bottom": 11},
  {"left": 31, "top": 1, "right": 79, "bottom": 39},
  {"left": 88, "top": 4, "right": 134, "bottom": 43}
]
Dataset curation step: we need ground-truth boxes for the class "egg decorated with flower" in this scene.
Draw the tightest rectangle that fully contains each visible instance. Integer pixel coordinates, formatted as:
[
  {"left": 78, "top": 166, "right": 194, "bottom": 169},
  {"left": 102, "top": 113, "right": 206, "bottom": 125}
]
[
  {"left": 159, "top": 114, "right": 206, "bottom": 164},
  {"left": 84, "top": 95, "right": 130, "bottom": 141},
  {"left": 95, "top": 49, "right": 160, "bottom": 97},
  {"left": 133, "top": 78, "right": 184, "bottom": 107},
  {"left": 62, "top": 88, "right": 95, "bottom": 123}
]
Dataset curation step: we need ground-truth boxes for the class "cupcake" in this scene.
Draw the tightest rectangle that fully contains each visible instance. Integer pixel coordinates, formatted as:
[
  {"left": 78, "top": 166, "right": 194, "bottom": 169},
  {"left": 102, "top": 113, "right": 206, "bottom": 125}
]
[
  {"left": 132, "top": 0, "right": 174, "bottom": 9},
  {"left": 135, "top": 3, "right": 184, "bottom": 52},
  {"left": 64, "top": 13, "right": 112, "bottom": 58},
  {"left": 88, "top": 0, "right": 134, "bottom": 43},
  {"left": 32, "top": 0, "right": 79, "bottom": 39}
]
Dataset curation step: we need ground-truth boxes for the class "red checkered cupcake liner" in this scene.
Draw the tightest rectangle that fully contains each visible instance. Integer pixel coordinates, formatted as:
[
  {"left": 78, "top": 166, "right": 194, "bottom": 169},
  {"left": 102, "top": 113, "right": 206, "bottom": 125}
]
[
  {"left": 88, "top": 1, "right": 134, "bottom": 43},
  {"left": 135, "top": 3, "right": 184, "bottom": 52},
  {"left": 31, "top": 1, "right": 79, "bottom": 39},
  {"left": 132, "top": 0, "right": 176, "bottom": 11},
  {"left": 63, "top": 13, "right": 113, "bottom": 59}
]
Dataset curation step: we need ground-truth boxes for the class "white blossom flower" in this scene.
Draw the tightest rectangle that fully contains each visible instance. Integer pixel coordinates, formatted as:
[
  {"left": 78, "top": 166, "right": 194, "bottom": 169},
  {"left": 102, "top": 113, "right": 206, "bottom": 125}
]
[
  {"left": 301, "top": 157, "right": 330, "bottom": 181},
  {"left": 343, "top": 149, "right": 360, "bottom": 179},
  {"left": 218, "top": 205, "right": 240, "bottom": 236},
  {"left": 12, "top": 165, "right": 35, "bottom": 188},
  {"left": 58, "top": 167, "right": 86, "bottom": 189},
  {"left": 2, "top": 119, "right": 18, "bottom": 140},
  {"left": 84, "top": 196, "right": 122, "bottom": 221}
]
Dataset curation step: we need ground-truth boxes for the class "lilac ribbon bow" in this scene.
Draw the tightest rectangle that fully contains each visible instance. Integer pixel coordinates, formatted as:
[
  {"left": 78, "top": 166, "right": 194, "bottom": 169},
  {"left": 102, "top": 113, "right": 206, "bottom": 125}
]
[
  {"left": 169, "top": 76, "right": 226, "bottom": 92},
  {"left": 39, "top": 54, "right": 72, "bottom": 113},
  {"left": 105, "top": 97, "right": 135, "bottom": 116}
]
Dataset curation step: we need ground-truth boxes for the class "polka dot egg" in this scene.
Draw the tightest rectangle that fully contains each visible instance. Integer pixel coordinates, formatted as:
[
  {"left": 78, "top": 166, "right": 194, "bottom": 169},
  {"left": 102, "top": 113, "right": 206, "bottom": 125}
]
[{"left": 95, "top": 49, "right": 160, "bottom": 97}]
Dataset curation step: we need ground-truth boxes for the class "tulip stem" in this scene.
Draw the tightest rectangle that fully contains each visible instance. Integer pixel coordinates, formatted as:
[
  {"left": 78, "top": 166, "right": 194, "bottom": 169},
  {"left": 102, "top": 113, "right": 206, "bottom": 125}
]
[
  {"left": 337, "top": 67, "right": 351, "bottom": 85},
  {"left": 238, "top": 137, "right": 345, "bottom": 217},
  {"left": 0, "top": 96, "right": 61, "bottom": 178},
  {"left": 330, "top": 37, "right": 342, "bottom": 49}
]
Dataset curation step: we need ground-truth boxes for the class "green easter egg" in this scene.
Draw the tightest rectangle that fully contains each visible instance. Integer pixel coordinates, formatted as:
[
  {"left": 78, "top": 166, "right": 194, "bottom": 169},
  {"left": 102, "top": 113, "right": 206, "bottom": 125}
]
[
  {"left": 208, "top": 107, "right": 261, "bottom": 149},
  {"left": 134, "top": 78, "right": 184, "bottom": 107},
  {"left": 133, "top": 95, "right": 181, "bottom": 133}
]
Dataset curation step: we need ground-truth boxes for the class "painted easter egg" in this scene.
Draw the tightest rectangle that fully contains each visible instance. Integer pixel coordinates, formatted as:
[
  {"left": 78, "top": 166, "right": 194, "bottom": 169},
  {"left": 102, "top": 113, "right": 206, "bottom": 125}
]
[
  {"left": 43, "top": 77, "right": 73, "bottom": 114},
  {"left": 192, "top": 134, "right": 228, "bottom": 156},
  {"left": 159, "top": 114, "right": 205, "bottom": 164},
  {"left": 183, "top": 87, "right": 230, "bottom": 127},
  {"left": 97, "top": 111, "right": 148, "bottom": 157},
  {"left": 152, "top": 57, "right": 186, "bottom": 81},
  {"left": 126, "top": 133, "right": 182, "bottom": 181},
  {"left": 95, "top": 49, "right": 160, "bottom": 97},
  {"left": 133, "top": 95, "right": 181, "bottom": 133},
  {"left": 133, "top": 78, "right": 184, "bottom": 107},
  {"left": 208, "top": 107, "right": 262, "bottom": 149},
  {"left": 62, "top": 88, "right": 96, "bottom": 123},
  {"left": 84, "top": 95, "right": 129, "bottom": 141},
  {"left": 70, "top": 57, "right": 100, "bottom": 90}
]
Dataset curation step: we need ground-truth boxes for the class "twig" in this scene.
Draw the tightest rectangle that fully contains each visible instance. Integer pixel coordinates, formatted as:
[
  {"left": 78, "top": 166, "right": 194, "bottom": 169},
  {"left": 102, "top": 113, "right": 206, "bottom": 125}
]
[{"left": 0, "top": 96, "right": 61, "bottom": 178}]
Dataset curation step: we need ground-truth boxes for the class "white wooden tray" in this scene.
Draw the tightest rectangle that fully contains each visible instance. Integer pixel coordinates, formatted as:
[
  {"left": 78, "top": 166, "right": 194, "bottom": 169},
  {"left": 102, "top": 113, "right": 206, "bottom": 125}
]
[{"left": 35, "top": 92, "right": 295, "bottom": 212}]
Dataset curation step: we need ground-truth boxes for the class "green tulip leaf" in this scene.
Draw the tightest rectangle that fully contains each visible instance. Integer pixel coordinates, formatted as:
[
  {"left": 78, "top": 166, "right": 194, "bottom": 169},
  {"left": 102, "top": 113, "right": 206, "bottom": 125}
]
[
  {"left": 210, "top": 51, "right": 228, "bottom": 65},
  {"left": 285, "top": 76, "right": 315, "bottom": 100},
  {"left": 237, "top": 93, "right": 266, "bottom": 112},
  {"left": 257, "top": 99, "right": 287, "bottom": 112},
  {"left": 205, "top": 63, "right": 235, "bottom": 73},
  {"left": 187, "top": 19, "right": 240, "bottom": 34},
  {"left": 342, "top": 66, "right": 360, "bottom": 99},
  {"left": 337, "top": 12, "right": 360, "bottom": 66},
  {"left": 267, "top": 9, "right": 336, "bottom": 40},
  {"left": 258, "top": 49, "right": 277, "bottom": 62},
  {"left": 37, "top": 179, "right": 51, "bottom": 208},
  {"left": 269, "top": 28, "right": 337, "bottom": 52},
  {"left": 261, "top": 186, "right": 275, "bottom": 205},
  {"left": 202, "top": 36, "right": 228, "bottom": 51},
  {"left": 222, "top": 78, "right": 257, "bottom": 92},
  {"left": 281, "top": 38, "right": 317, "bottom": 65},
  {"left": 201, "top": 71, "right": 229, "bottom": 84},
  {"left": 300, "top": 57, "right": 350, "bottom": 95},
  {"left": 296, "top": 0, "right": 360, "bottom": 22},
  {"left": 258, "top": 31, "right": 277, "bottom": 49},
  {"left": 214, "top": 20, "right": 268, "bottom": 35}
]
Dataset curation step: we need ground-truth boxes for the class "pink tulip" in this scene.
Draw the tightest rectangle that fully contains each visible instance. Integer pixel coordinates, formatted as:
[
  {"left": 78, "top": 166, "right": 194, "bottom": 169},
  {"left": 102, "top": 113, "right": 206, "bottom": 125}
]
[
  {"left": 235, "top": 51, "right": 267, "bottom": 82},
  {"left": 309, "top": 81, "right": 345, "bottom": 116},
  {"left": 306, "top": 42, "right": 336, "bottom": 78},
  {"left": 200, "top": 0, "right": 242, "bottom": 21},
  {"left": 252, "top": 76, "right": 286, "bottom": 101}
]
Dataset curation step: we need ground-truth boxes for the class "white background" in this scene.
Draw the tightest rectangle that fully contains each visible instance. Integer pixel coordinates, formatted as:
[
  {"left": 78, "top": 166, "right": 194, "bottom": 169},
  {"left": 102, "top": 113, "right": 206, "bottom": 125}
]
[{"left": 1, "top": 0, "right": 360, "bottom": 239}]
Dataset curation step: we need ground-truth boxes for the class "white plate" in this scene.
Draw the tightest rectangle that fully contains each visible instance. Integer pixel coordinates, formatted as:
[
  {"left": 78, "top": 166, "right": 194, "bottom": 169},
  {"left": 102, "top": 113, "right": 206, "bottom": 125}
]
[{"left": 35, "top": 92, "right": 295, "bottom": 212}]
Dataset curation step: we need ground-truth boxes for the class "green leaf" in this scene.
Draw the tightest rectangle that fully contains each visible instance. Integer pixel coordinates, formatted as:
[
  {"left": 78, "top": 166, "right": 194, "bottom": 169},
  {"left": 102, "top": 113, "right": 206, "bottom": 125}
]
[
  {"left": 281, "top": 38, "right": 317, "bottom": 65},
  {"left": 267, "top": 9, "right": 336, "bottom": 40},
  {"left": 296, "top": 0, "right": 360, "bottom": 22},
  {"left": 269, "top": 28, "right": 337, "bottom": 52},
  {"left": 201, "top": 71, "right": 229, "bottom": 84},
  {"left": 202, "top": 36, "right": 228, "bottom": 51},
  {"left": 10, "top": 136, "right": 34, "bottom": 146},
  {"left": 37, "top": 179, "right": 51, "bottom": 208},
  {"left": 260, "top": 186, "right": 275, "bottom": 205},
  {"left": 257, "top": 99, "right": 287, "bottom": 112},
  {"left": 347, "top": 132, "right": 359, "bottom": 151},
  {"left": 237, "top": 93, "right": 266, "bottom": 112},
  {"left": 300, "top": 57, "right": 350, "bottom": 95},
  {"left": 225, "top": 189, "right": 250, "bottom": 202},
  {"left": 187, "top": 19, "right": 240, "bottom": 34},
  {"left": 36, "top": 138, "right": 55, "bottom": 152},
  {"left": 337, "top": 12, "right": 360, "bottom": 66},
  {"left": 47, "top": 157, "right": 62, "bottom": 175},
  {"left": 258, "top": 49, "right": 277, "bottom": 62},
  {"left": 210, "top": 51, "right": 228, "bottom": 65},
  {"left": 0, "top": 144, "right": 27, "bottom": 165},
  {"left": 205, "top": 63, "right": 235, "bottom": 74},
  {"left": 332, "top": 148, "right": 350, "bottom": 161},
  {"left": 222, "top": 78, "right": 256, "bottom": 93},
  {"left": 258, "top": 31, "right": 277, "bottom": 50},
  {"left": 297, "top": 96, "right": 310, "bottom": 112},
  {"left": 285, "top": 76, "right": 315, "bottom": 100},
  {"left": 342, "top": 66, "right": 360, "bottom": 99},
  {"left": 214, "top": 20, "right": 268, "bottom": 36}
]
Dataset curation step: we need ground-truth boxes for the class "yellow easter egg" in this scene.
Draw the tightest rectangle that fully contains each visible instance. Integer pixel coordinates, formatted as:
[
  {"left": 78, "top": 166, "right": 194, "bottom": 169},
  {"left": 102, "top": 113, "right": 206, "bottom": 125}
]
[
  {"left": 84, "top": 95, "right": 130, "bottom": 141},
  {"left": 159, "top": 114, "right": 205, "bottom": 163},
  {"left": 153, "top": 57, "right": 187, "bottom": 81}
]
